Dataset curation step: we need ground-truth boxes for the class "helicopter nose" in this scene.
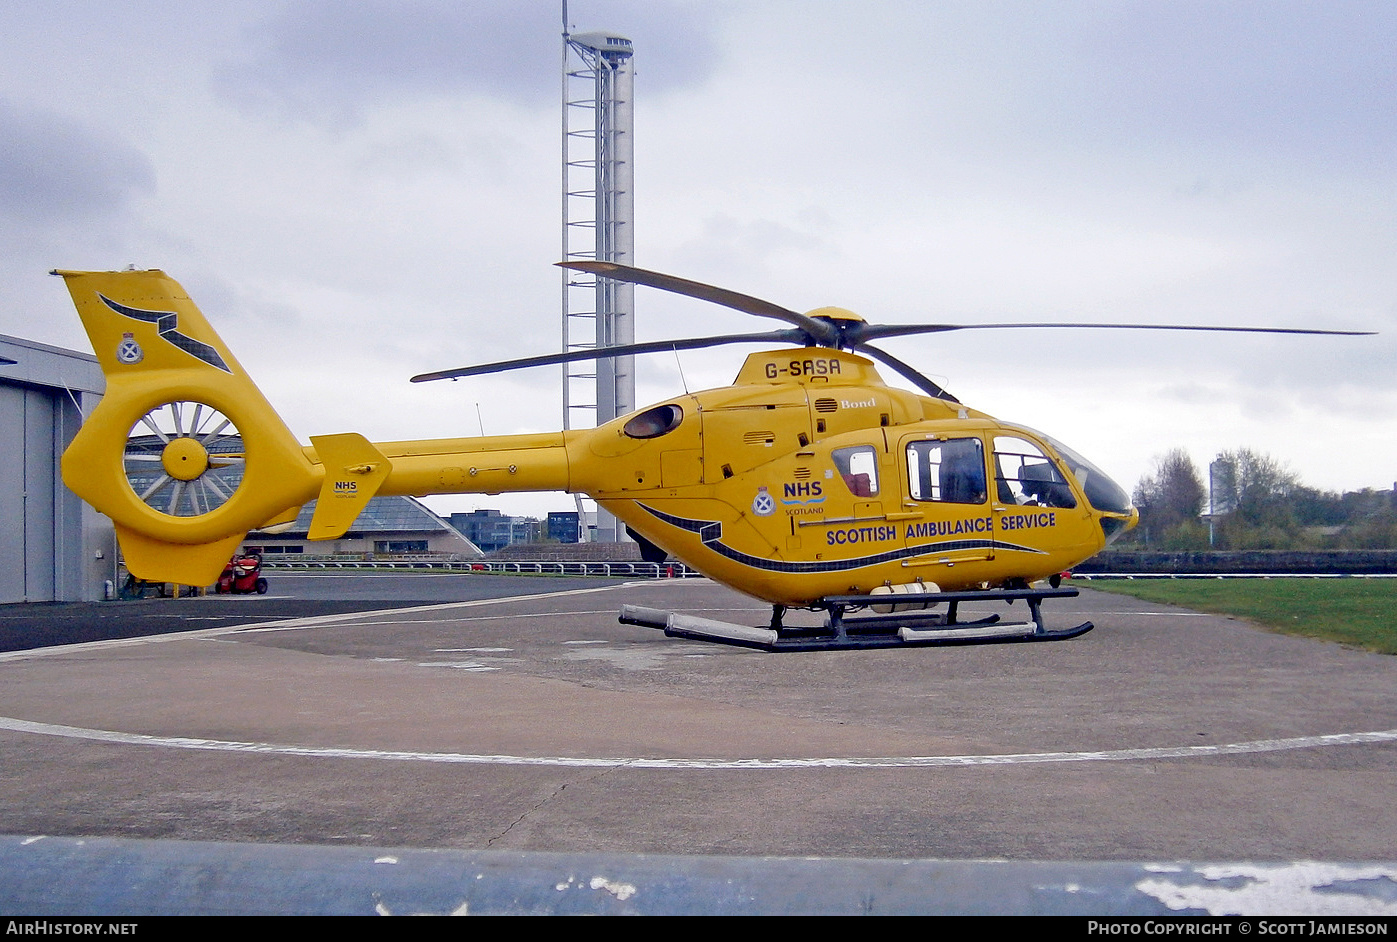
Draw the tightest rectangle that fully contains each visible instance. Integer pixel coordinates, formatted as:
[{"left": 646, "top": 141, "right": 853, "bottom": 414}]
[
  {"left": 1097, "top": 501, "right": 1138, "bottom": 546},
  {"left": 1021, "top": 429, "right": 1135, "bottom": 545}
]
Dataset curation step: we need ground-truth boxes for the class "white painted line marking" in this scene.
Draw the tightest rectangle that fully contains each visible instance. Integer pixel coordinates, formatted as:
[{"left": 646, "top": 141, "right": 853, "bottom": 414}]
[
  {"left": 0, "top": 584, "right": 635, "bottom": 663},
  {"left": 304, "top": 610, "right": 627, "bottom": 630},
  {"left": 2, "top": 716, "right": 1393, "bottom": 771},
  {"left": 1137, "top": 863, "right": 1397, "bottom": 917},
  {"left": 415, "top": 662, "right": 501, "bottom": 672}
]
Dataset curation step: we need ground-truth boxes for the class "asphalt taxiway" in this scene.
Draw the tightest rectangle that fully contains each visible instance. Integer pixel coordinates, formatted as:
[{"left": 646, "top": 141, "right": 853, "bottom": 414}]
[
  {"left": 3, "top": 574, "right": 1395, "bottom": 858},
  {"left": 2, "top": 574, "right": 1395, "bottom": 913}
]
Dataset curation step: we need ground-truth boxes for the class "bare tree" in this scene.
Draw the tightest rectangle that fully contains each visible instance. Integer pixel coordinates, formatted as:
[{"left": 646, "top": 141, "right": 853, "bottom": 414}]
[
  {"left": 1210, "top": 448, "right": 1299, "bottom": 525},
  {"left": 1134, "top": 448, "right": 1206, "bottom": 539}
]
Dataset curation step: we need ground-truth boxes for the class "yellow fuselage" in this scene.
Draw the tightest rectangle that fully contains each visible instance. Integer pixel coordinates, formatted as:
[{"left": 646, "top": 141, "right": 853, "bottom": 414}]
[
  {"left": 56, "top": 269, "right": 1131, "bottom": 602},
  {"left": 331, "top": 350, "right": 1116, "bottom": 605}
]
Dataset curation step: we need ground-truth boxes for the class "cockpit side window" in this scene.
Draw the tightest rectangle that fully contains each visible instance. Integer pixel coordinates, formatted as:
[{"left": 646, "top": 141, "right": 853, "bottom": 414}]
[
  {"left": 906, "top": 437, "right": 987, "bottom": 504},
  {"left": 832, "top": 445, "right": 879, "bottom": 497},
  {"left": 993, "top": 436, "right": 1077, "bottom": 509},
  {"left": 623, "top": 404, "right": 683, "bottom": 439}
]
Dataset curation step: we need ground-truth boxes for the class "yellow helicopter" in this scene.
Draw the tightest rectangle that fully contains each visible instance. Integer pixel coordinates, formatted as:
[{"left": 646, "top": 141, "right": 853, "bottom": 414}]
[{"left": 52, "top": 262, "right": 1368, "bottom": 650}]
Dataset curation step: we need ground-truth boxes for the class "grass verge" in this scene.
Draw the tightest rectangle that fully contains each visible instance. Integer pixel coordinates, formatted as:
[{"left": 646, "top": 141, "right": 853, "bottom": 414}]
[{"left": 1077, "top": 577, "right": 1397, "bottom": 655}]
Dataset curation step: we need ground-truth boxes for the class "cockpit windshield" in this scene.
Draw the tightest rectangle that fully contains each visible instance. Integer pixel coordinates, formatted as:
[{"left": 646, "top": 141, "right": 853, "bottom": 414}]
[{"left": 1011, "top": 426, "right": 1133, "bottom": 515}]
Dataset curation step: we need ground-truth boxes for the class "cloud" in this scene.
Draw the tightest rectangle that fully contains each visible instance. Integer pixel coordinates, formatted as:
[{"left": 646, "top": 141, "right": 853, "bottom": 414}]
[
  {"left": 0, "top": 100, "right": 158, "bottom": 351},
  {"left": 0, "top": 100, "right": 155, "bottom": 224},
  {"left": 698, "top": 1, "right": 1396, "bottom": 180},
  {"left": 213, "top": 0, "right": 725, "bottom": 126},
  {"left": 4, "top": 1, "right": 1392, "bottom": 505},
  {"left": 1061, "top": 0, "right": 1397, "bottom": 165}
]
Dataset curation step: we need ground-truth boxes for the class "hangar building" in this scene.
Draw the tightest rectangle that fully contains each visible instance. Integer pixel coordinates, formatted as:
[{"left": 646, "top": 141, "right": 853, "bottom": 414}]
[{"left": 0, "top": 333, "right": 114, "bottom": 603}]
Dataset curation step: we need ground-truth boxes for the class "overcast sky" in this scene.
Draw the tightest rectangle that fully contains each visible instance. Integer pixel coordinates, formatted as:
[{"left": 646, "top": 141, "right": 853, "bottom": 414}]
[{"left": 3, "top": 1, "right": 1393, "bottom": 520}]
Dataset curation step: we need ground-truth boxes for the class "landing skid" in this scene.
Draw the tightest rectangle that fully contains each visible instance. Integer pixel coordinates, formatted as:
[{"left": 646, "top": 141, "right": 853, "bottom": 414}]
[{"left": 619, "top": 587, "right": 1093, "bottom": 652}]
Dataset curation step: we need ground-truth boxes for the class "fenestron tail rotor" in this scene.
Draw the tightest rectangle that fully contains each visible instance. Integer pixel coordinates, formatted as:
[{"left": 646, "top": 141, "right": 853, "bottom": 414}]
[{"left": 123, "top": 400, "right": 245, "bottom": 518}]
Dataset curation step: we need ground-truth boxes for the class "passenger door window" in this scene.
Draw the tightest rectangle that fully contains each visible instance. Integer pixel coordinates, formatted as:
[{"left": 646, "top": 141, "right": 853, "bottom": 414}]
[
  {"left": 906, "top": 438, "right": 987, "bottom": 504},
  {"left": 832, "top": 445, "right": 879, "bottom": 497}
]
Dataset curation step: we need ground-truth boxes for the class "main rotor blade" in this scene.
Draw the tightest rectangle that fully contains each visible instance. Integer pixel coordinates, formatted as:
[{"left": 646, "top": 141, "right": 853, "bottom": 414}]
[
  {"left": 851, "top": 322, "right": 1374, "bottom": 343},
  {"left": 857, "top": 343, "right": 959, "bottom": 403},
  {"left": 412, "top": 330, "right": 805, "bottom": 383},
  {"left": 560, "top": 261, "right": 842, "bottom": 346}
]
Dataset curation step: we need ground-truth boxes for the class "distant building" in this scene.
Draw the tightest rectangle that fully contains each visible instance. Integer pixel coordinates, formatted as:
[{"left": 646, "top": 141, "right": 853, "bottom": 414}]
[
  {"left": 547, "top": 511, "right": 581, "bottom": 543},
  {"left": 449, "top": 509, "right": 546, "bottom": 553},
  {"left": 246, "top": 495, "right": 482, "bottom": 557},
  {"left": 512, "top": 516, "right": 542, "bottom": 546}
]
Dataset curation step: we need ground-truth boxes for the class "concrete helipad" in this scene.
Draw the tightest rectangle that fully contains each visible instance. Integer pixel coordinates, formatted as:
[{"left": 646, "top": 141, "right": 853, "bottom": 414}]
[{"left": 2, "top": 577, "right": 1395, "bottom": 863}]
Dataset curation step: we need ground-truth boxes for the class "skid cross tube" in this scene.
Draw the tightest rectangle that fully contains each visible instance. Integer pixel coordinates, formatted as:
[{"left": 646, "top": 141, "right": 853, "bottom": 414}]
[{"left": 618, "top": 586, "right": 1093, "bottom": 652}]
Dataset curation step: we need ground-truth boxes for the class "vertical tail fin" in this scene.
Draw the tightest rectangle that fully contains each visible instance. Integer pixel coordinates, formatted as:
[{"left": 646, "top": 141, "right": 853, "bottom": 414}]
[{"left": 54, "top": 269, "right": 318, "bottom": 585}]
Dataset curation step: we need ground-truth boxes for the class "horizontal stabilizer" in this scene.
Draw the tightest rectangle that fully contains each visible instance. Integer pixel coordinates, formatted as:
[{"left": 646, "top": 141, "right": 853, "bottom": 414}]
[{"left": 307, "top": 434, "right": 392, "bottom": 540}]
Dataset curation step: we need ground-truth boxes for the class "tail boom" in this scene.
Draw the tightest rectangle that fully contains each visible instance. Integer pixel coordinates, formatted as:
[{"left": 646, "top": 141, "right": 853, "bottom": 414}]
[{"left": 55, "top": 268, "right": 579, "bottom": 585}]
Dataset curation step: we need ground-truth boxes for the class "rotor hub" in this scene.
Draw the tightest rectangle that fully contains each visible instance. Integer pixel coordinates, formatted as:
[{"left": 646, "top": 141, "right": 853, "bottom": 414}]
[
  {"left": 805, "top": 306, "right": 866, "bottom": 348},
  {"left": 805, "top": 306, "right": 863, "bottom": 323},
  {"left": 161, "top": 436, "right": 210, "bottom": 481}
]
